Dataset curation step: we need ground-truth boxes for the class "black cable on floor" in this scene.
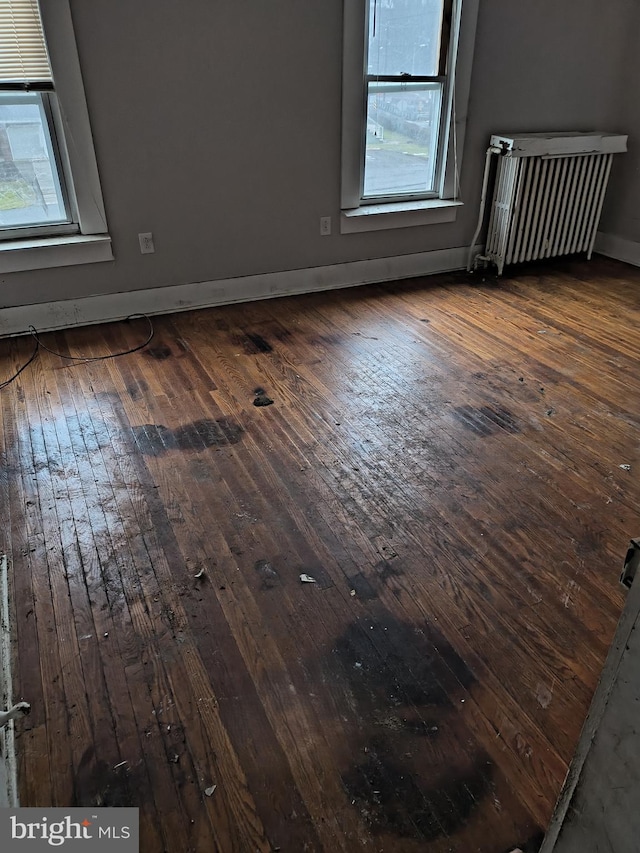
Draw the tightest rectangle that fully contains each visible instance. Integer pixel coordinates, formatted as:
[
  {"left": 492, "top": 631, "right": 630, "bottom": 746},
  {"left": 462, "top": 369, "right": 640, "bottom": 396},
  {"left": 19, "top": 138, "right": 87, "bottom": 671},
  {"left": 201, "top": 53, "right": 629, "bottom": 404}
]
[
  {"left": 0, "top": 339, "right": 39, "bottom": 390},
  {"left": 0, "top": 313, "right": 154, "bottom": 390}
]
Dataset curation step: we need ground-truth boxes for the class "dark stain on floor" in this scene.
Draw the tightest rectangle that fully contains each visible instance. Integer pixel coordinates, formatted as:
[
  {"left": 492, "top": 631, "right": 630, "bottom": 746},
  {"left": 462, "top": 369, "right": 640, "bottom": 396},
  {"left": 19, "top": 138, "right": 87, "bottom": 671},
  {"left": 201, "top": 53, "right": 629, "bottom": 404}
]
[
  {"left": 132, "top": 418, "right": 243, "bottom": 454},
  {"left": 453, "top": 404, "right": 520, "bottom": 436},
  {"left": 342, "top": 750, "right": 490, "bottom": 840},
  {"left": 373, "top": 559, "right": 402, "bottom": 585},
  {"left": 333, "top": 618, "right": 475, "bottom": 708},
  {"left": 329, "top": 617, "right": 487, "bottom": 842},
  {"left": 245, "top": 333, "right": 273, "bottom": 354},
  {"left": 348, "top": 561, "right": 402, "bottom": 601},
  {"left": 145, "top": 343, "right": 173, "bottom": 360},
  {"left": 349, "top": 572, "right": 378, "bottom": 601},
  {"left": 75, "top": 746, "right": 140, "bottom": 807}
]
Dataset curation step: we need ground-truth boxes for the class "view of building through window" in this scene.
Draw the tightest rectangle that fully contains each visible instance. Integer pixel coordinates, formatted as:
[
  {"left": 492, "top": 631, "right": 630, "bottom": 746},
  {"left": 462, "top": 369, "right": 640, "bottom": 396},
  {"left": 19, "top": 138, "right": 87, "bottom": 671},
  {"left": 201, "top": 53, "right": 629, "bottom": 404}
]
[{"left": 364, "top": 0, "right": 446, "bottom": 199}]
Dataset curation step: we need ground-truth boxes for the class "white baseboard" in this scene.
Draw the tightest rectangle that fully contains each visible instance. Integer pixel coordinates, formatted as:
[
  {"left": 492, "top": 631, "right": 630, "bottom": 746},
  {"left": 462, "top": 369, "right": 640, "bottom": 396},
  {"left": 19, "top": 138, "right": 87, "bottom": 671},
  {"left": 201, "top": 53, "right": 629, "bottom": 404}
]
[
  {"left": 594, "top": 231, "right": 640, "bottom": 267},
  {"left": 0, "top": 245, "right": 476, "bottom": 338}
]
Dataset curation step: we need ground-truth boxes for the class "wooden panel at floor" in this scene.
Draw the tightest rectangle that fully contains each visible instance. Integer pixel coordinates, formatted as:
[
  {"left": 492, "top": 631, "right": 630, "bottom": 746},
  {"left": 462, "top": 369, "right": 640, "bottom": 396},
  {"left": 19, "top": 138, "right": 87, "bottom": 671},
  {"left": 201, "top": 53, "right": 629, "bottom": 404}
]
[{"left": 0, "top": 257, "right": 636, "bottom": 852}]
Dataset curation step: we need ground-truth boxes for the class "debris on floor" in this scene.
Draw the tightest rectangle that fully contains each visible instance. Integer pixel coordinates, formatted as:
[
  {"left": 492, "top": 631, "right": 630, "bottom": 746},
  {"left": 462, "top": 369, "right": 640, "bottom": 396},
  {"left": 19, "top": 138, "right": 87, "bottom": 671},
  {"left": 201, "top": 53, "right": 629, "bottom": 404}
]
[
  {"left": 194, "top": 568, "right": 205, "bottom": 579},
  {"left": 299, "top": 574, "right": 317, "bottom": 584},
  {"left": 204, "top": 785, "right": 217, "bottom": 797},
  {"left": 253, "top": 389, "right": 274, "bottom": 407},
  {"left": 619, "top": 464, "right": 631, "bottom": 471}
]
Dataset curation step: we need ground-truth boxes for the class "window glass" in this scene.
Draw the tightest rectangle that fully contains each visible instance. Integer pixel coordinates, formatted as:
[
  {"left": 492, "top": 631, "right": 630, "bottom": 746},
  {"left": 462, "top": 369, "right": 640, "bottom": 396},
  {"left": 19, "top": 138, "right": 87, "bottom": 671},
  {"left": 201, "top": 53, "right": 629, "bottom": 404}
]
[
  {"left": 364, "top": 82, "right": 442, "bottom": 198},
  {"left": 0, "top": 93, "right": 69, "bottom": 230},
  {"left": 367, "top": 0, "right": 445, "bottom": 78}
]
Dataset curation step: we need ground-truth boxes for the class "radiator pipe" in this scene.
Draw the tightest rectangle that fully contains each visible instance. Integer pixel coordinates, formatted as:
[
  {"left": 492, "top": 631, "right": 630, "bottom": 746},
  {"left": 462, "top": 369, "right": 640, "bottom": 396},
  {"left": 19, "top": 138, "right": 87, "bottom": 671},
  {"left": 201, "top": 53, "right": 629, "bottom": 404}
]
[{"left": 466, "top": 145, "right": 502, "bottom": 272}]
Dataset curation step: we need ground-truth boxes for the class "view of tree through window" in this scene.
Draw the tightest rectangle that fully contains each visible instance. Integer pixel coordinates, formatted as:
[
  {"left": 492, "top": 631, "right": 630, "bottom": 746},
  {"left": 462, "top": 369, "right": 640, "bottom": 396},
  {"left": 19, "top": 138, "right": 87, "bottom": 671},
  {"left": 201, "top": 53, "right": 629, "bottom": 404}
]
[{"left": 364, "top": 0, "right": 446, "bottom": 199}]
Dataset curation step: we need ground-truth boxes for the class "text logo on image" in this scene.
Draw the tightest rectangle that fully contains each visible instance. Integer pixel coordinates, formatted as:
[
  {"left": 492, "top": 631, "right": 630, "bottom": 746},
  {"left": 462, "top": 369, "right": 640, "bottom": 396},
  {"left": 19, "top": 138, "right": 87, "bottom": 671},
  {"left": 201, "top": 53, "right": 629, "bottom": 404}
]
[{"left": 0, "top": 808, "right": 139, "bottom": 851}]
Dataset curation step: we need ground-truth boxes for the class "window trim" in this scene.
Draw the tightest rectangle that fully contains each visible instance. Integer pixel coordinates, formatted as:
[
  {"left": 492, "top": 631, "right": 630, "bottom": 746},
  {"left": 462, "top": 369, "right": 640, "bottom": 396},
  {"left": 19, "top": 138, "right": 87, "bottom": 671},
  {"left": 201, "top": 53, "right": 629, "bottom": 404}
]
[
  {"left": 340, "top": 0, "right": 480, "bottom": 231},
  {"left": 0, "top": 0, "right": 112, "bottom": 271},
  {"left": 38, "top": 0, "right": 108, "bottom": 236}
]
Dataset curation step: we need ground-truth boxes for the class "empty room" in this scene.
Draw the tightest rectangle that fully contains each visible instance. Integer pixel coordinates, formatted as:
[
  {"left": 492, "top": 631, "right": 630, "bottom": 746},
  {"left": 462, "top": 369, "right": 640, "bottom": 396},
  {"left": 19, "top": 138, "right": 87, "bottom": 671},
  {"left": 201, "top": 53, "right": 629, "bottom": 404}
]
[{"left": 0, "top": 1, "right": 639, "bottom": 851}]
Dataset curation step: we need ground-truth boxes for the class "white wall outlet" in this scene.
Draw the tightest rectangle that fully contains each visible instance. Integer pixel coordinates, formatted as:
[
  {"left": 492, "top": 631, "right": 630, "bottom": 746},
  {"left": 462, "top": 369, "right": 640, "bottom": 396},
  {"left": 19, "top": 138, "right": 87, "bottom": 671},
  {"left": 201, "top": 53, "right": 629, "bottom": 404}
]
[
  {"left": 138, "top": 232, "right": 155, "bottom": 254},
  {"left": 320, "top": 216, "right": 332, "bottom": 236}
]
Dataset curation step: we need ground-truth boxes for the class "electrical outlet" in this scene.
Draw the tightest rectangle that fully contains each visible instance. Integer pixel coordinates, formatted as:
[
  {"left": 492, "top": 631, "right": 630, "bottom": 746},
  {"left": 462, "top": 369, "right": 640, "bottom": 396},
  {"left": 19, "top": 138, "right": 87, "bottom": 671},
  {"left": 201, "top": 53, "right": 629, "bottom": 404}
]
[
  {"left": 138, "top": 232, "right": 155, "bottom": 254},
  {"left": 320, "top": 216, "right": 332, "bottom": 236}
]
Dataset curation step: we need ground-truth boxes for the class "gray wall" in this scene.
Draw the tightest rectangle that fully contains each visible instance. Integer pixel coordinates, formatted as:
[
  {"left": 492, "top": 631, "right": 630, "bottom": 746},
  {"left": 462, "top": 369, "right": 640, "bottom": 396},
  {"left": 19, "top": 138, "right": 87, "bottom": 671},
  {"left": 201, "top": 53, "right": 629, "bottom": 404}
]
[
  {"left": 598, "top": 0, "right": 640, "bottom": 243},
  {"left": 0, "top": 0, "right": 633, "bottom": 310}
]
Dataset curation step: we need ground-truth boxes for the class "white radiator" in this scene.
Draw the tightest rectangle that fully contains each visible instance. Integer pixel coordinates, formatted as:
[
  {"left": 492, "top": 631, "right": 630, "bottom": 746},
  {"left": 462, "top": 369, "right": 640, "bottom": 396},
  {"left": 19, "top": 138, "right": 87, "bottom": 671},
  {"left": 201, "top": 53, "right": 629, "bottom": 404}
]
[{"left": 480, "top": 132, "right": 627, "bottom": 274}]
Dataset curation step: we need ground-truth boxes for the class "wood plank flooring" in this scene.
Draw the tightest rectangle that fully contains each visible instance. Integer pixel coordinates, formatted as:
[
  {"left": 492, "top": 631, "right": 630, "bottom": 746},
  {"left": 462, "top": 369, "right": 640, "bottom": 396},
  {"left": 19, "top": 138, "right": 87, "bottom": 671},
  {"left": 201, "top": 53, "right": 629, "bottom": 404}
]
[{"left": 0, "top": 256, "right": 637, "bottom": 852}]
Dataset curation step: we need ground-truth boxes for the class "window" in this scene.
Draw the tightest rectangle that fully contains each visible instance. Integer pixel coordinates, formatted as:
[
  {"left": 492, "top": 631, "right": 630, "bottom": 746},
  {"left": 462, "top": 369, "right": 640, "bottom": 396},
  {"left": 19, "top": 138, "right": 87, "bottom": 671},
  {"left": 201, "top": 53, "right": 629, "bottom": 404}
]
[
  {"left": 363, "top": 0, "right": 452, "bottom": 201},
  {"left": 341, "top": 0, "right": 479, "bottom": 231},
  {"left": 0, "top": 1, "right": 72, "bottom": 237},
  {"left": 0, "top": 92, "right": 73, "bottom": 237},
  {"left": 0, "top": 0, "right": 111, "bottom": 271}
]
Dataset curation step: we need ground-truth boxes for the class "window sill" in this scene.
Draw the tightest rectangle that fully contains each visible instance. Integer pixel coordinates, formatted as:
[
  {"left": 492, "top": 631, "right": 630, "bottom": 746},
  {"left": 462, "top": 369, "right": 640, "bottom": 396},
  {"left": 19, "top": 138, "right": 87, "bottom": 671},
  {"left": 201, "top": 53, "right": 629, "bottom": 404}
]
[
  {"left": 340, "top": 199, "right": 462, "bottom": 234},
  {"left": 0, "top": 233, "right": 112, "bottom": 273}
]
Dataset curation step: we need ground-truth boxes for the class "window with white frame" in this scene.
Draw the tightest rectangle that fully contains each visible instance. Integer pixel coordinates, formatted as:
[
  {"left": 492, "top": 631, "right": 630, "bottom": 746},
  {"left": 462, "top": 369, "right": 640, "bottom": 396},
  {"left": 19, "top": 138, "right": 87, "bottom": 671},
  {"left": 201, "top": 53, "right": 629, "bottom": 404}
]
[
  {"left": 0, "top": 0, "right": 111, "bottom": 270},
  {"left": 341, "top": 0, "right": 478, "bottom": 228},
  {"left": 363, "top": 0, "right": 452, "bottom": 201}
]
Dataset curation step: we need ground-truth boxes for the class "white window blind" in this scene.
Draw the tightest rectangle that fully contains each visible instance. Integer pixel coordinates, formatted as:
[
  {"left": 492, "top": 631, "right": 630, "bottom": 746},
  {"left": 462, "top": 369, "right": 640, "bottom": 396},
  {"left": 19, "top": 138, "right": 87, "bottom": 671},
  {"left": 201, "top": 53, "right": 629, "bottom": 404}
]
[{"left": 0, "top": 0, "right": 52, "bottom": 85}]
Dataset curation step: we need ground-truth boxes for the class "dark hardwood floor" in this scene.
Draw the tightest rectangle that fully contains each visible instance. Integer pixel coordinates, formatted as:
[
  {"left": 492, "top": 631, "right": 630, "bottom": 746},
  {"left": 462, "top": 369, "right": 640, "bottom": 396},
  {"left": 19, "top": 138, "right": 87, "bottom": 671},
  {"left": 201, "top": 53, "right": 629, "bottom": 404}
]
[{"left": 1, "top": 256, "right": 637, "bottom": 852}]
